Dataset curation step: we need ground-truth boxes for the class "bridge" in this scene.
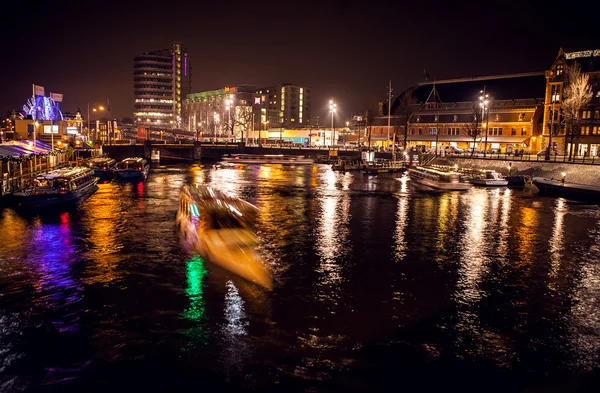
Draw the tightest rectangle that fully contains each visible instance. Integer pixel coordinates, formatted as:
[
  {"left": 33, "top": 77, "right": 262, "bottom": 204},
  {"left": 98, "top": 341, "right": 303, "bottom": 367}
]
[{"left": 102, "top": 141, "right": 368, "bottom": 162}]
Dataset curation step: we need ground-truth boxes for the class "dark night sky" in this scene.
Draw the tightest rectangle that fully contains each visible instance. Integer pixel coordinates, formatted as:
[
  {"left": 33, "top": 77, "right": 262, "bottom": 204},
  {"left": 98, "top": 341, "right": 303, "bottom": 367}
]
[{"left": 1, "top": 0, "right": 597, "bottom": 124}]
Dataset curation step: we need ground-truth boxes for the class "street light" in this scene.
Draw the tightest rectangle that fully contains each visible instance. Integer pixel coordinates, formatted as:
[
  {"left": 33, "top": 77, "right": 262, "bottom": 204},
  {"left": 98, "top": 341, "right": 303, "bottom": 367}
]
[
  {"left": 329, "top": 99, "right": 337, "bottom": 147},
  {"left": 261, "top": 120, "right": 269, "bottom": 147},
  {"left": 88, "top": 104, "right": 105, "bottom": 142},
  {"left": 479, "top": 89, "right": 490, "bottom": 157}
]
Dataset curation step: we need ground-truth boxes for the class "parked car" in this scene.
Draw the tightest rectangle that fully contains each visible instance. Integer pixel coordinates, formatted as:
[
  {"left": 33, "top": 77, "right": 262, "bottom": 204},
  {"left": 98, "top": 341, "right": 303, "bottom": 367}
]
[{"left": 444, "top": 146, "right": 463, "bottom": 154}]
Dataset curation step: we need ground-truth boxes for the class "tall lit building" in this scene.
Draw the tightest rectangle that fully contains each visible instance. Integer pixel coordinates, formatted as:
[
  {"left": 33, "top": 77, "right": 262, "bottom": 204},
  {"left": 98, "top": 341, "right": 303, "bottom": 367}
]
[
  {"left": 133, "top": 42, "right": 191, "bottom": 129},
  {"left": 255, "top": 83, "right": 311, "bottom": 128}
]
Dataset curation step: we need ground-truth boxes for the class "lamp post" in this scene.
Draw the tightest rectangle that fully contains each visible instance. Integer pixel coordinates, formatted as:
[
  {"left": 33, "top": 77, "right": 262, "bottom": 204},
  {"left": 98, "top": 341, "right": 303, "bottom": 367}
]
[
  {"left": 546, "top": 95, "right": 556, "bottom": 161},
  {"left": 479, "top": 88, "right": 490, "bottom": 157},
  {"left": 225, "top": 95, "right": 233, "bottom": 142},
  {"left": 329, "top": 99, "right": 336, "bottom": 147},
  {"left": 261, "top": 120, "right": 268, "bottom": 147},
  {"left": 90, "top": 105, "right": 105, "bottom": 143}
]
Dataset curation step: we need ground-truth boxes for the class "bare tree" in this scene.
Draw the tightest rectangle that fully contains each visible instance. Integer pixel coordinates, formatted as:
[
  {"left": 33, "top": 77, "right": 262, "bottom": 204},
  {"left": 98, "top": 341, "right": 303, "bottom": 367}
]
[
  {"left": 223, "top": 106, "right": 253, "bottom": 143},
  {"left": 463, "top": 101, "right": 482, "bottom": 157},
  {"left": 393, "top": 88, "right": 418, "bottom": 149},
  {"left": 561, "top": 62, "right": 593, "bottom": 160}
]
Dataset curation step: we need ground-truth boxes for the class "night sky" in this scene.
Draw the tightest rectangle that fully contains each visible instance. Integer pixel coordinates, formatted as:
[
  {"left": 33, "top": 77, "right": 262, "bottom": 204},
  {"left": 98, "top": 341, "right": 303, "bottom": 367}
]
[{"left": 1, "top": 0, "right": 597, "bottom": 124}]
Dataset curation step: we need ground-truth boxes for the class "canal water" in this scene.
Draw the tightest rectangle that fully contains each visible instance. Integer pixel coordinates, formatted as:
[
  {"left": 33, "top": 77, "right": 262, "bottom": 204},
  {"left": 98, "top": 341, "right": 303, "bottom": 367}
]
[{"left": 1, "top": 163, "right": 599, "bottom": 393}]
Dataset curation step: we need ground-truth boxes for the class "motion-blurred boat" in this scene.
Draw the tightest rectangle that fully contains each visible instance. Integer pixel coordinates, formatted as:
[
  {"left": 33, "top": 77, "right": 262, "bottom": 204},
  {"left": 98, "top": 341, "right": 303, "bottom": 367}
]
[
  {"left": 176, "top": 184, "right": 273, "bottom": 290},
  {"left": 407, "top": 165, "right": 472, "bottom": 191}
]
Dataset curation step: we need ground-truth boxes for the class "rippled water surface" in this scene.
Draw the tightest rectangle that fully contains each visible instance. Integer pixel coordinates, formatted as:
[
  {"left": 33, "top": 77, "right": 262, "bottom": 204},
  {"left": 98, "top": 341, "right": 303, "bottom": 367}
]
[{"left": 1, "top": 163, "right": 600, "bottom": 392}]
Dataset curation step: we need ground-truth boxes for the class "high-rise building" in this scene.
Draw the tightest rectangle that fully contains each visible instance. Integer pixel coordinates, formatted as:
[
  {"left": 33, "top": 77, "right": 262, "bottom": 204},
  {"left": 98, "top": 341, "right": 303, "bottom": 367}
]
[
  {"left": 133, "top": 42, "right": 191, "bottom": 129},
  {"left": 255, "top": 83, "right": 311, "bottom": 128}
]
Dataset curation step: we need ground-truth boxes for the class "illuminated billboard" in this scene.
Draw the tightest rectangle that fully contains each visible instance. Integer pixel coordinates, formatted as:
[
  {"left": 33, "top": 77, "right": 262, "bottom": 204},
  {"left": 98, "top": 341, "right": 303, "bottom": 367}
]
[{"left": 43, "top": 125, "right": 59, "bottom": 134}]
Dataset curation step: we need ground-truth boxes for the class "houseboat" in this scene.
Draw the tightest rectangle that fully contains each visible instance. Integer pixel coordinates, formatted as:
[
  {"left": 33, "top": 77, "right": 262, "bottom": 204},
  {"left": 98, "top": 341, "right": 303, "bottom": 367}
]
[
  {"left": 176, "top": 184, "right": 273, "bottom": 290},
  {"left": 221, "top": 154, "right": 314, "bottom": 165},
  {"left": 13, "top": 166, "right": 99, "bottom": 208},
  {"left": 113, "top": 157, "right": 150, "bottom": 180},
  {"left": 407, "top": 165, "right": 472, "bottom": 191}
]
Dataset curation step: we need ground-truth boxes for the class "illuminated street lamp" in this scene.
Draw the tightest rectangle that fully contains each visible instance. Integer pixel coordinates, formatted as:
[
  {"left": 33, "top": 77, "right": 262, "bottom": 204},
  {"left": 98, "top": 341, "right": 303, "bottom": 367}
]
[
  {"left": 329, "top": 99, "right": 337, "bottom": 147},
  {"left": 479, "top": 89, "right": 490, "bottom": 157},
  {"left": 88, "top": 104, "right": 105, "bottom": 142},
  {"left": 260, "top": 120, "right": 269, "bottom": 147}
]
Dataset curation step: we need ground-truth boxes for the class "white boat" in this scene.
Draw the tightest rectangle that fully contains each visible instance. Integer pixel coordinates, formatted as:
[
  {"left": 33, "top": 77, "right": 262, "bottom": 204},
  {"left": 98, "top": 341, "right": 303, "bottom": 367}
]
[
  {"left": 407, "top": 165, "right": 472, "bottom": 191},
  {"left": 468, "top": 170, "right": 509, "bottom": 186},
  {"left": 176, "top": 184, "right": 273, "bottom": 290},
  {"left": 13, "top": 166, "right": 99, "bottom": 208},
  {"left": 113, "top": 157, "right": 150, "bottom": 180},
  {"left": 221, "top": 153, "right": 314, "bottom": 165}
]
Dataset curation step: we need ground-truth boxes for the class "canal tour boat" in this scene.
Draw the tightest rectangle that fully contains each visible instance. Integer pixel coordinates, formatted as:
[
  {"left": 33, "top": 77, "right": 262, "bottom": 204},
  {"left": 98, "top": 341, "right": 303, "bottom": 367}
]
[
  {"left": 85, "top": 156, "right": 116, "bottom": 178},
  {"left": 532, "top": 176, "right": 600, "bottom": 202},
  {"left": 407, "top": 165, "right": 472, "bottom": 191},
  {"left": 221, "top": 153, "right": 314, "bottom": 165},
  {"left": 13, "top": 166, "right": 99, "bottom": 208},
  {"left": 113, "top": 157, "right": 150, "bottom": 180},
  {"left": 466, "top": 170, "right": 509, "bottom": 187},
  {"left": 176, "top": 184, "right": 273, "bottom": 290}
]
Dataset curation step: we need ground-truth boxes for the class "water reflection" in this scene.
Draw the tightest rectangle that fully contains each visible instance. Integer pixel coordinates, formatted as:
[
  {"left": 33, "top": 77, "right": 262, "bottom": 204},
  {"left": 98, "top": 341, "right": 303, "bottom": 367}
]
[
  {"left": 81, "top": 183, "right": 126, "bottom": 286},
  {"left": 29, "top": 211, "right": 82, "bottom": 333},
  {"left": 181, "top": 255, "right": 209, "bottom": 350},
  {"left": 219, "top": 280, "right": 250, "bottom": 379},
  {"left": 568, "top": 210, "right": 600, "bottom": 371},
  {"left": 393, "top": 176, "right": 409, "bottom": 261},
  {"left": 549, "top": 199, "right": 567, "bottom": 285},
  {"left": 314, "top": 169, "right": 351, "bottom": 304}
]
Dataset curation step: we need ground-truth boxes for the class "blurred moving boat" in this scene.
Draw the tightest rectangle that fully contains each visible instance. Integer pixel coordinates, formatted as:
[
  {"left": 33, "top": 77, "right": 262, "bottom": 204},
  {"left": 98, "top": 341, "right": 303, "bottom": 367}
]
[
  {"left": 113, "top": 157, "right": 150, "bottom": 180},
  {"left": 467, "top": 170, "right": 508, "bottom": 186},
  {"left": 85, "top": 156, "right": 116, "bottom": 177},
  {"left": 532, "top": 177, "right": 600, "bottom": 201},
  {"left": 221, "top": 154, "right": 314, "bottom": 165},
  {"left": 13, "top": 166, "right": 98, "bottom": 208},
  {"left": 176, "top": 184, "right": 273, "bottom": 290},
  {"left": 407, "top": 165, "right": 472, "bottom": 191}
]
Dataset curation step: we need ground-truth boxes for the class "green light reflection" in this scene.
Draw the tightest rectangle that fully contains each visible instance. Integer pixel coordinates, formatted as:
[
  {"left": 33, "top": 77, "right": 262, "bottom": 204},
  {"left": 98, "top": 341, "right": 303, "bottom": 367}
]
[{"left": 181, "top": 255, "right": 209, "bottom": 350}]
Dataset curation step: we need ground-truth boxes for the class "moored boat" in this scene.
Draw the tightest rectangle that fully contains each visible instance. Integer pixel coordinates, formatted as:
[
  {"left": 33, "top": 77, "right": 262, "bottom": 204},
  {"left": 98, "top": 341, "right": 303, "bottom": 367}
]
[
  {"left": 176, "top": 184, "right": 272, "bottom": 290},
  {"left": 506, "top": 175, "right": 531, "bottom": 187},
  {"left": 85, "top": 156, "right": 116, "bottom": 178},
  {"left": 467, "top": 170, "right": 508, "bottom": 186},
  {"left": 331, "top": 158, "right": 364, "bottom": 171},
  {"left": 407, "top": 165, "right": 472, "bottom": 191},
  {"left": 532, "top": 176, "right": 600, "bottom": 201},
  {"left": 221, "top": 153, "right": 314, "bottom": 165},
  {"left": 13, "top": 166, "right": 99, "bottom": 208},
  {"left": 113, "top": 157, "right": 150, "bottom": 180}
]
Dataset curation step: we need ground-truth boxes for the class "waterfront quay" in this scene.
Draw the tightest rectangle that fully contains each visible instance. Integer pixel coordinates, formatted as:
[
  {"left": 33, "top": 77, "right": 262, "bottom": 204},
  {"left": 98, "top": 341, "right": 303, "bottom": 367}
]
[{"left": 1, "top": 161, "right": 600, "bottom": 392}]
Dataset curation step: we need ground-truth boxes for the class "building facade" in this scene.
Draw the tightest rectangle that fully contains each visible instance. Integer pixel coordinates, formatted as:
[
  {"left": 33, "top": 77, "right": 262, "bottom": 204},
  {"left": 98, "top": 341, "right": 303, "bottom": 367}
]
[
  {"left": 133, "top": 42, "right": 191, "bottom": 129},
  {"left": 181, "top": 83, "right": 312, "bottom": 142},
  {"left": 255, "top": 84, "right": 311, "bottom": 129},
  {"left": 542, "top": 48, "right": 600, "bottom": 157},
  {"left": 378, "top": 72, "right": 547, "bottom": 153},
  {"left": 182, "top": 85, "right": 257, "bottom": 142}
]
